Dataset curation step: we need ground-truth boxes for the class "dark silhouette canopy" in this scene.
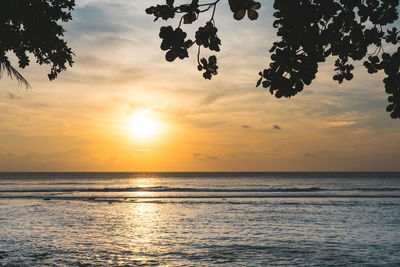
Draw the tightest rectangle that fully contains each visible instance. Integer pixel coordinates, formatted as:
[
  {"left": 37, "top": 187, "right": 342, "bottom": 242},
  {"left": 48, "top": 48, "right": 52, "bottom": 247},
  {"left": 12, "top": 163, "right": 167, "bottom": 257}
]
[
  {"left": 0, "top": 0, "right": 75, "bottom": 88},
  {"left": 1, "top": 0, "right": 399, "bottom": 119},
  {"left": 146, "top": 0, "right": 400, "bottom": 119}
]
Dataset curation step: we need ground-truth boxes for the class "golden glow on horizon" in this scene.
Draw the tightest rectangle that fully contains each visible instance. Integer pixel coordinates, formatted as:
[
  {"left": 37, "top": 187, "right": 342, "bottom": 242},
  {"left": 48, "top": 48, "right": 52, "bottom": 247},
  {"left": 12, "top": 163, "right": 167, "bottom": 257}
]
[{"left": 128, "top": 109, "right": 159, "bottom": 139}]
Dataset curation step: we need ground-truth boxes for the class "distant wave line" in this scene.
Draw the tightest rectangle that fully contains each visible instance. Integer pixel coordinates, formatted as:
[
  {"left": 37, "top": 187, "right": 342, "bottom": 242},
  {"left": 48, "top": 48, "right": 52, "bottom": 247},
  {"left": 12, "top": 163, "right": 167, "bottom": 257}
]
[
  {"left": 0, "top": 186, "right": 322, "bottom": 193},
  {"left": 1, "top": 186, "right": 400, "bottom": 193},
  {"left": 1, "top": 194, "right": 400, "bottom": 200}
]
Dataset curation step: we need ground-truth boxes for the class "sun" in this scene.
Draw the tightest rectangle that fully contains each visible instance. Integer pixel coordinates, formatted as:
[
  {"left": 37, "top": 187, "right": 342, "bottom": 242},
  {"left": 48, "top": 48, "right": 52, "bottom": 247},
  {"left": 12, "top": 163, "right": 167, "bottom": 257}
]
[{"left": 128, "top": 110, "right": 159, "bottom": 139}]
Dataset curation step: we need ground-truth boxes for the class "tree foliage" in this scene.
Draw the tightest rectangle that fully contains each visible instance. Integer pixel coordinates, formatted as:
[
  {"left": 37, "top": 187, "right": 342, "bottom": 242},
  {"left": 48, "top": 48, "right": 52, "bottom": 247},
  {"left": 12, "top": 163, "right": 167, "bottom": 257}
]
[
  {"left": 0, "top": 0, "right": 75, "bottom": 87},
  {"left": 146, "top": 0, "right": 400, "bottom": 119}
]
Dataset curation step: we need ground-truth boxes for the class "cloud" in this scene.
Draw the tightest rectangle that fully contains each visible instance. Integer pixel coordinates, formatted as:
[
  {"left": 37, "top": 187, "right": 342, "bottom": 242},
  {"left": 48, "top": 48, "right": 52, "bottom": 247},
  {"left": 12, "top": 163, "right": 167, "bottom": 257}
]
[
  {"left": 0, "top": 150, "right": 97, "bottom": 171},
  {"left": 202, "top": 92, "right": 224, "bottom": 104},
  {"left": 328, "top": 121, "right": 357, "bottom": 127},
  {"left": 67, "top": 5, "right": 129, "bottom": 34},
  {"left": 3, "top": 0, "right": 400, "bottom": 172},
  {"left": 6, "top": 92, "right": 22, "bottom": 100},
  {"left": 193, "top": 153, "right": 219, "bottom": 161}
]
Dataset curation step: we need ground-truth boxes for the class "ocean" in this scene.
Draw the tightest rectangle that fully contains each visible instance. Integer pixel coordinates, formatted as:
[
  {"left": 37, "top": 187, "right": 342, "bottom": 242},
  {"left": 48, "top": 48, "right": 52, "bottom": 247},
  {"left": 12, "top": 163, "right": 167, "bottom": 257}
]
[{"left": 0, "top": 172, "right": 399, "bottom": 266}]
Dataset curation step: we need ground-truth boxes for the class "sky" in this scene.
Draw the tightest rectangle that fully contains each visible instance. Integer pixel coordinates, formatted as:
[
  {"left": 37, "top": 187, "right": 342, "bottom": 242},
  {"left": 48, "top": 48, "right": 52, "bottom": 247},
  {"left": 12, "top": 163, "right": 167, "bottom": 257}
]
[{"left": 1, "top": 0, "right": 400, "bottom": 171}]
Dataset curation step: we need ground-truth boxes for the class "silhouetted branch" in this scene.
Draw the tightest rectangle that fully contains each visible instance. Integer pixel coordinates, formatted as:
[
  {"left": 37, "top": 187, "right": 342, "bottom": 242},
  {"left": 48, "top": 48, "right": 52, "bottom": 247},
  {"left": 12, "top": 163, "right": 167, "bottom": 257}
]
[
  {"left": 147, "top": 0, "right": 400, "bottom": 119},
  {"left": 0, "top": 59, "right": 31, "bottom": 89},
  {"left": 0, "top": 0, "right": 75, "bottom": 87}
]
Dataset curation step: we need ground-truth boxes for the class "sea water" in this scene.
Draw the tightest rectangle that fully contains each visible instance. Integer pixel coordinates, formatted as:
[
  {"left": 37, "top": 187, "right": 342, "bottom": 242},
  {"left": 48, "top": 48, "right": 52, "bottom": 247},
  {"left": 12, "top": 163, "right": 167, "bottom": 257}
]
[{"left": 0, "top": 172, "right": 399, "bottom": 266}]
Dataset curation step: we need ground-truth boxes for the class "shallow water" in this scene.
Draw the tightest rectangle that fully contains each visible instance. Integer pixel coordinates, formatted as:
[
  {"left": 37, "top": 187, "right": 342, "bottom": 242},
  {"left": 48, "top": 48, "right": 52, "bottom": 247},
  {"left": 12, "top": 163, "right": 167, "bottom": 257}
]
[{"left": 1, "top": 172, "right": 400, "bottom": 266}]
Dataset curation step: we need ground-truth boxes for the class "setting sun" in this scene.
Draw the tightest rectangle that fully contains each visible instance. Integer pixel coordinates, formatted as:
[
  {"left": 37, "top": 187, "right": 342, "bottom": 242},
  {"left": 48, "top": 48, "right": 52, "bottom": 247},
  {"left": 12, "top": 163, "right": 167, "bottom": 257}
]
[{"left": 128, "top": 110, "right": 159, "bottom": 139}]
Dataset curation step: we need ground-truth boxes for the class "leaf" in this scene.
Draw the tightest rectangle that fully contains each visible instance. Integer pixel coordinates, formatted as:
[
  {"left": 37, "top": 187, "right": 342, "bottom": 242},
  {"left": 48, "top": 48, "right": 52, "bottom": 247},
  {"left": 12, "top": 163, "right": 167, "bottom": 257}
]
[
  {"left": 387, "top": 104, "right": 395, "bottom": 112},
  {"left": 256, "top": 77, "right": 262, "bottom": 87},
  {"left": 251, "top": 2, "right": 261, "bottom": 10},
  {"left": 0, "top": 60, "right": 31, "bottom": 88},
  {"left": 248, "top": 9, "right": 258, "bottom": 20},
  {"left": 165, "top": 50, "right": 177, "bottom": 62},
  {"left": 234, "top": 9, "right": 246, "bottom": 20}
]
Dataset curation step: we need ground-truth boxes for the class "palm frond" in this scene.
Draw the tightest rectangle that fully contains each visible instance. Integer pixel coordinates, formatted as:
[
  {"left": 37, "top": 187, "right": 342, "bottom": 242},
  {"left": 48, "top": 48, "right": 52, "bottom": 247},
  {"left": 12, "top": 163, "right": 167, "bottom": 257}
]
[{"left": 0, "top": 60, "right": 31, "bottom": 89}]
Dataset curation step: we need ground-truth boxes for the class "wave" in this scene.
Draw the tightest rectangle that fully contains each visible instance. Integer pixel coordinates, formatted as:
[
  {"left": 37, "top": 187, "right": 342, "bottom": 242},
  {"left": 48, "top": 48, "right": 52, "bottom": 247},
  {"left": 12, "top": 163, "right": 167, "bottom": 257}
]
[
  {"left": 0, "top": 186, "right": 324, "bottom": 193},
  {"left": 0, "top": 194, "right": 400, "bottom": 200},
  {"left": 1, "top": 186, "right": 400, "bottom": 193},
  {"left": 355, "top": 187, "right": 400, "bottom": 192}
]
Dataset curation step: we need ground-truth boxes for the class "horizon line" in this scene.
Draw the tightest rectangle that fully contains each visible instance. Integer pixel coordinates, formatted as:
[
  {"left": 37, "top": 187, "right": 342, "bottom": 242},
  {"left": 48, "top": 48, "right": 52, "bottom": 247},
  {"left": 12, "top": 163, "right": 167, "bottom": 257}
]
[{"left": 1, "top": 171, "right": 400, "bottom": 173}]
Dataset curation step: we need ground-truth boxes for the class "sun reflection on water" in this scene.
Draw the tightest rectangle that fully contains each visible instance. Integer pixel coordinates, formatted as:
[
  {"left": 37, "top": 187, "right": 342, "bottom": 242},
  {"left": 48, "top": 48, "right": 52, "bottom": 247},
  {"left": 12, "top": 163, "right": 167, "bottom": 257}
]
[{"left": 128, "top": 178, "right": 157, "bottom": 198}]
